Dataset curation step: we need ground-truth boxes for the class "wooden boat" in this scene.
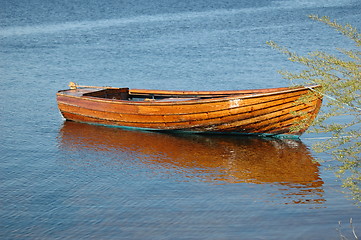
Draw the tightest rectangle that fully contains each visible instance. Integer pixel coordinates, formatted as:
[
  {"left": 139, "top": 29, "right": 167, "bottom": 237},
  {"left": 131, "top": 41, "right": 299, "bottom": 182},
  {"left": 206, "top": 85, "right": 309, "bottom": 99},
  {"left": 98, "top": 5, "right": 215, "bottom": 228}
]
[{"left": 56, "top": 82, "right": 323, "bottom": 138}]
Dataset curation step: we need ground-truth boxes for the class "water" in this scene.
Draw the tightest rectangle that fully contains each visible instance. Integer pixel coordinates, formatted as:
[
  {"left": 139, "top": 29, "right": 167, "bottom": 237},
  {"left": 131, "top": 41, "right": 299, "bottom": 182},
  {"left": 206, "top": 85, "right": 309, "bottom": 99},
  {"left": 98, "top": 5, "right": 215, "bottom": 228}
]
[{"left": 1, "top": 0, "right": 360, "bottom": 239}]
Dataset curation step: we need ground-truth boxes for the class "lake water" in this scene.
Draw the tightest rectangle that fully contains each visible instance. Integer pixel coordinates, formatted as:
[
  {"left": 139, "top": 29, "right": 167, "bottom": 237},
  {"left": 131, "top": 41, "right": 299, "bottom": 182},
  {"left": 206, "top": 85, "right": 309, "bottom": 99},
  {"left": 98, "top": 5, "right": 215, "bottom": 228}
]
[{"left": 1, "top": 0, "right": 360, "bottom": 239}]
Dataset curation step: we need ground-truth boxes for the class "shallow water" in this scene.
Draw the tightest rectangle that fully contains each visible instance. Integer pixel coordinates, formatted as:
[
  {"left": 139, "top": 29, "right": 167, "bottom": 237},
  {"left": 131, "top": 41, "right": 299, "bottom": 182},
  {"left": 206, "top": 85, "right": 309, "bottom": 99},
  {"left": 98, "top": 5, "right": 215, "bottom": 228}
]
[{"left": 1, "top": 0, "right": 361, "bottom": 239}]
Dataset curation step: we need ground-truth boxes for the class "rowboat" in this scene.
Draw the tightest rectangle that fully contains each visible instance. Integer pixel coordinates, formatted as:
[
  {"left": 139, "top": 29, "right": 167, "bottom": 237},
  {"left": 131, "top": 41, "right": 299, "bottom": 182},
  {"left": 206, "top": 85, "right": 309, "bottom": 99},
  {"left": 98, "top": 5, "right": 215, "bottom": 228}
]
[{"left": 56, "top": 82, "right": 323, "bottom": 138}]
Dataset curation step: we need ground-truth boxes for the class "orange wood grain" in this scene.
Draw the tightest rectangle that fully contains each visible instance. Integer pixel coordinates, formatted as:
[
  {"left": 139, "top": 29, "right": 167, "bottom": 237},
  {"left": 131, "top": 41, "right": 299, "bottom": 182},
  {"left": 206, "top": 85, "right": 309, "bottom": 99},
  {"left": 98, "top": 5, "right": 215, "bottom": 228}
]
[{"left": 57, "top": 85, "right": 322, "bottom": 137}]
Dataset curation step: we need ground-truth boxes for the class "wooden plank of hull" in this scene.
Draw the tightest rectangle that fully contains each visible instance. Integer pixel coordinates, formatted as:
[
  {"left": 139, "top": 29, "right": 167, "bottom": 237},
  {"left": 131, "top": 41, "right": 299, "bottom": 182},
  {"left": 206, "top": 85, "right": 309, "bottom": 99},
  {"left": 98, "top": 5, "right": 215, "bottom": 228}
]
[
  {"left": 57, "top": 92, "right": 304, "bottom": 124},
  {"left": 60, "top": 107, "right": 309, "bottom": 136},
  {"left": 251, "top": 100, "right": 322, "bottom": 134},
  {"left": 208, "top": 102, "right": 320, "bottom": 135},
  {"left": 58, "top": 92, "right": 314, "bottom": 126},
  {"left": 180, "top": 100, "right": 320, "bottom": 134},
  {"left": 58, "top": 97, "right": 321, "bottom": 135}
]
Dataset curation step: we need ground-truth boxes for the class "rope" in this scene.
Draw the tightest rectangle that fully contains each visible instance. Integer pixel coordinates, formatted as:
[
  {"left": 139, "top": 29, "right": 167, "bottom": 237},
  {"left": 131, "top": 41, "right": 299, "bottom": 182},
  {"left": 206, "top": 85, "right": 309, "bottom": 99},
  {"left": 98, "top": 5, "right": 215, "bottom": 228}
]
[
  {"left": 306, "top": 86, "right": 361, "bottom": 112},
  {"left": 303, "top": 136, "right": 354, "bottom": 140}
]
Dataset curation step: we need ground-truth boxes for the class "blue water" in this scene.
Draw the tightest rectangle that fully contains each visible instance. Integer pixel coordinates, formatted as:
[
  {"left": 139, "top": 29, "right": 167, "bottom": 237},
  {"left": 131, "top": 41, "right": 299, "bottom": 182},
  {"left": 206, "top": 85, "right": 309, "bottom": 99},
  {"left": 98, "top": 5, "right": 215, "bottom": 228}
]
[{"left": 1, "top": 0, "right": 361, "bottom": 239}]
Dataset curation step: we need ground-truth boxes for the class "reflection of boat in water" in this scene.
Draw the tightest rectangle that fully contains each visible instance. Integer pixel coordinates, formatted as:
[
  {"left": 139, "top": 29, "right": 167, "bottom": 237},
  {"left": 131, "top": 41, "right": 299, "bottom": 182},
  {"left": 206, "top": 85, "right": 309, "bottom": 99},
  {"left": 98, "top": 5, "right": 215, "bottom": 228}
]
[{"left": 59, "top": 121, "right": 324, "bottom": 204}]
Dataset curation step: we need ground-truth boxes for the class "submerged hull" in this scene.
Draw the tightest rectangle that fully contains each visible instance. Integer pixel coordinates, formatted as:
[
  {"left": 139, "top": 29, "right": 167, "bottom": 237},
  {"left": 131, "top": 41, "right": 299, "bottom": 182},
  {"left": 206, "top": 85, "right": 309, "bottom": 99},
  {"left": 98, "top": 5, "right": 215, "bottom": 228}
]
[{"left": 56, "top": 84, "right": 323, "bottom": 138}]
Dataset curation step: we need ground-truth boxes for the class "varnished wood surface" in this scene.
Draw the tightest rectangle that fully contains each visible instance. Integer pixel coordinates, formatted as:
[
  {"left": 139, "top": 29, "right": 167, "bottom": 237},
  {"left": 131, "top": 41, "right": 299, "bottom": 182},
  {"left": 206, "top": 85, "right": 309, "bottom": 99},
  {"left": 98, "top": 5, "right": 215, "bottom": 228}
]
[{"left": 57, "top": 85, "right": 323, "bottom": 137}]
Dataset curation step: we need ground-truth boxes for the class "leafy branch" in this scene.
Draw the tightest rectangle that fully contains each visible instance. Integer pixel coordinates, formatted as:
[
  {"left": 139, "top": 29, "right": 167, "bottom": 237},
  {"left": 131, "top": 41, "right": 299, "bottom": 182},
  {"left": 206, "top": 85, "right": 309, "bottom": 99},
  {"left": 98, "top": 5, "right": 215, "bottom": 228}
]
[{"left": 267, "top": 15, "right": 361, "bottom": 204}]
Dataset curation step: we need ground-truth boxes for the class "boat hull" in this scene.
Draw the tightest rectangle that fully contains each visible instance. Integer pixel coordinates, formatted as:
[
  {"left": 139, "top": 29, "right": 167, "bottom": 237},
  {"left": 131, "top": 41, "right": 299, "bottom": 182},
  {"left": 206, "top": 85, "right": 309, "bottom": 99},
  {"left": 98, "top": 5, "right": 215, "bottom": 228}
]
[{"left": 56, "top": 85, "right": 323, "bottom": 138}]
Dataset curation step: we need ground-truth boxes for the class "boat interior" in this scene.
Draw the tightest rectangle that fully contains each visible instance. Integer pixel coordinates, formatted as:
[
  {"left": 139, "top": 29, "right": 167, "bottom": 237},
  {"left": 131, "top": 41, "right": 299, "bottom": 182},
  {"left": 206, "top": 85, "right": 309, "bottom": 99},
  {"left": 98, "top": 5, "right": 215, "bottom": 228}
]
[
  {"left": 60, "top": 82, "right": 305, "bottom": 102},
  {"left": 60, "top": 83, "right": 317, "bottom": 102},
  {"left": 82, "top": 88, "right": 236, "bottom": 101},
  {"left": 78, "top": 86, "right": 282, "bottom": 102}
]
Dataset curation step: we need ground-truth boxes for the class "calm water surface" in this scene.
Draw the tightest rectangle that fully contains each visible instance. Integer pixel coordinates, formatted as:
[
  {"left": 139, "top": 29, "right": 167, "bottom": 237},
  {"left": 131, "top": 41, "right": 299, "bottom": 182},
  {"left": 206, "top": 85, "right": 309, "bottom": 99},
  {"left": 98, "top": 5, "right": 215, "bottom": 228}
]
[{"left": 1, "top": 0, "right": 361, "bottom": 239}]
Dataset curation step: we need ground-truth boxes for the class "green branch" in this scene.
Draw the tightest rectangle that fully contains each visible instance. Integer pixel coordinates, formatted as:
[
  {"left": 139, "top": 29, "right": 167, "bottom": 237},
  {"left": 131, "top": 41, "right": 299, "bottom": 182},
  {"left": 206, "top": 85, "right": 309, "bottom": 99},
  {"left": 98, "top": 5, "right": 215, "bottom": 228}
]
[{"left": 268, "top": 15, "right": 361, "bottom": 204}]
